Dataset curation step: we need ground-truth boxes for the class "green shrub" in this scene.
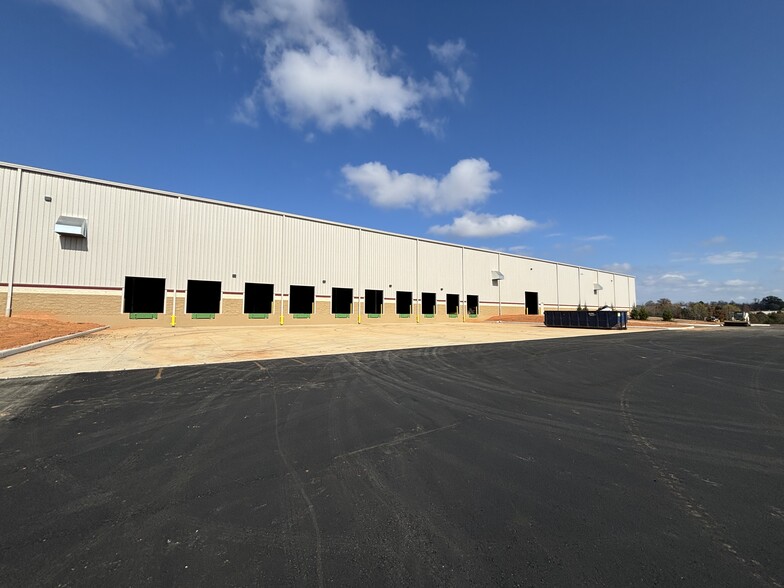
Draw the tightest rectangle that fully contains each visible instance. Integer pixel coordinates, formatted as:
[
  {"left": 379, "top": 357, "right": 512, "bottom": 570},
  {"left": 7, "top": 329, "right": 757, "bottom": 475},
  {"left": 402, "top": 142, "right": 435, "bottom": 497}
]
[
  {"left": 632, "top": 305, "right": 648, "bottom": 320},
  {"left": 662, "top": 309, "right": 673, "bottom": 322}
]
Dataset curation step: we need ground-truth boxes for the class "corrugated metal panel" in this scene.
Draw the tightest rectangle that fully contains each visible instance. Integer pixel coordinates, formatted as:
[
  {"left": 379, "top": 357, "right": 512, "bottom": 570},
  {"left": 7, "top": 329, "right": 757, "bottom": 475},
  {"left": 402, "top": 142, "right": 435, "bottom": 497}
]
[
  {"left": 1, "top": 163, "right": 639, "bottom": 311},
  {"left": 177, "top": 198, "right": 282, "bottom": 292},
  {"left": 596, "top": 271, "right": 614, "bottom": 307},
  {"left": 0, "top": 166, "right": 19, "bottom": 284},
  {"left": 14, "top": 171, "right": 178, "bottom": 288},
  {"left": 463, "top": 248, "right": 500, "bottom": 302},
  {"left": 498, "top": 255, "right": 559, "bottom": 307},
  {"left": 498, "top": 255, "right": 526, "bottom": 306},
  {"left": 529, "top": 259, "right": 558, "bottom": 306},
  {"left": 360, "top": 230, "right": 417, "bottom": 293},
  {"left": 284, "top": 217, "right": 358, "bottom": 296},
  {"left": 418, "top": 240, "right": 462, "bottom": 296},
  {"left": 614, "top": 275, "right": 631, "bottom": 309},
  {"left": 556, "top": 265, "right": 580, "bottom": 306},
  {"left": 578, "top": 268, "right": 599, "bottom": 307}
]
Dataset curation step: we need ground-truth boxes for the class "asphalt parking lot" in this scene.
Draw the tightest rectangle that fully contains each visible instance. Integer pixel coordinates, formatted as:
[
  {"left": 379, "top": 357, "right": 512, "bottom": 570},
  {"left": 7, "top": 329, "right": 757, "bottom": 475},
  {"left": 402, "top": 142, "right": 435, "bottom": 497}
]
[{"left": 1, "top": 328, "right": 782, "bottom": 586}]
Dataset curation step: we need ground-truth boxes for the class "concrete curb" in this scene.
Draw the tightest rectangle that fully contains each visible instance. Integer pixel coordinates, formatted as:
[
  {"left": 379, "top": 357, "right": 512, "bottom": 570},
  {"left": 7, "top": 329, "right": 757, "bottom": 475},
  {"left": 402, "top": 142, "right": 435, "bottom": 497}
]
[{"left": 0, "top": 326, "right": 109, "bottom": 359}]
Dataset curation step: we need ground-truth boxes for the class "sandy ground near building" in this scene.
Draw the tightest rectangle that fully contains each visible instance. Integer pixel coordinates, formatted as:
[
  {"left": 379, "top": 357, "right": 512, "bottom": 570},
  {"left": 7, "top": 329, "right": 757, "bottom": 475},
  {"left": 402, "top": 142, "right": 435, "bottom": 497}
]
[
  {"left": 0, "top": 316, "right": 103, "bottom": 349},
  {"left": 0, "top": 319, "right": 688, "bottom": 379}
]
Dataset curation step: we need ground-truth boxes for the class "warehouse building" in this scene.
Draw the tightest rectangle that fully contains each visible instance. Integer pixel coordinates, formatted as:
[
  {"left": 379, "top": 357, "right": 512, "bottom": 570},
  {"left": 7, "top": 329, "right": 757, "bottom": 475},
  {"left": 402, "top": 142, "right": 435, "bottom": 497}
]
[{"left": 1, "top": 162, "right": 636, "bottom": 327}]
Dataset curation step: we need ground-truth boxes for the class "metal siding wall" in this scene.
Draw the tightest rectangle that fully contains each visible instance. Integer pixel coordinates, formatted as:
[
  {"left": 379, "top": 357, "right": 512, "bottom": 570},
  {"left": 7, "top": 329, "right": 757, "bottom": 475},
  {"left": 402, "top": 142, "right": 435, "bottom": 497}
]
[
  {"left": 614, "top": 275, "right": 631, "bottom": 309},
  {"left": 529, "top": 259, "right": 558, "bottom": 306},
  {"left": 417, "top": 241, "right": 462, "bottom": 297},
  {"left": 284, "top": 217, "right": 357, "bottom": 296},
  {"left": 14, "top": 171, "right": 177, "bottom": 288},
  {"left": 498, "top": 255, "right": 526, "bottom": 306},
  {"left": 579, "top": 268, "right": 600, "bottom": 307},
  {"left": 0, "top": 166, "right": 19, "bottom": 283},
  {"left": 498, "top": 256, "right": 558, "bottom": 307},
  {"left": 115, "top": 187, "right": 178, "bottom": 282},
  {"left": 237, "top": 209, "right": 282, "bottom": 291},
  {"left": 360, "top": 231, "right": 417, "bottom": 293},
  {"left": 2, "top": 164, "right": 642, "bottom": 315},
  {"left": 463, "top": 248, "right": 499, "bottom": 303},
  {"left": 597, "top": 271, "right": 614, "bottom": 307},
  {"left": 556, "top": 265, "right": 580, "bottom": 306},
  {"left": 177, "top": 199, "right": 281, "bottom": 292}
]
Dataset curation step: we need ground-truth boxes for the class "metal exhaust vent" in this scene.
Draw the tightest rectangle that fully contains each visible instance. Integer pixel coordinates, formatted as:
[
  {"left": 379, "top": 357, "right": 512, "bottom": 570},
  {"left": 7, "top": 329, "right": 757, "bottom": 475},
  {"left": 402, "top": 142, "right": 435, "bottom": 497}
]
[
  {"left": 55, "top": 216, "right": 87, "bottom": 238},
  {"left": 593, "top": 282, "right": 603, "bottom": 291},
  {"left": 491, "top": 270, "right": 505, "bottom": 281}
]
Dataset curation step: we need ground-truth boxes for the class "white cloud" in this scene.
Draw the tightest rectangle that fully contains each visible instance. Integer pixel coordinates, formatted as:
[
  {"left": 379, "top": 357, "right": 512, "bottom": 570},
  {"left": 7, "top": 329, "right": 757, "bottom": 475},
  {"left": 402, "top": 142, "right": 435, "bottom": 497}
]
[
  {"left": 41, "top": 0, "right": 168, "bottom": 52},
  {"left": 723, "top": 279, "right": 755, "bottom": 287},
  {"left": 429, "top": 212, "right": 537, "bottom": 238},
  {"left": 604, "top": 262, "right": 632, "bottom": 273},
  {"left": 579, "top": 234, "right": 612, "bottom": 242},
  {"left": 342, "top": 158, "right": 500, "bottom": 214},
  {"left": 428, "top": 39, "right": 466, "bottom": 65},
  {"left": 223, "top": 0, "right": 470, "bottom": 130},
  {"left": 701, "top": 235, "right": 726, "bottom": 246},
  {"left": 705, "top": 251, "right": 758, "bottom": 265}
]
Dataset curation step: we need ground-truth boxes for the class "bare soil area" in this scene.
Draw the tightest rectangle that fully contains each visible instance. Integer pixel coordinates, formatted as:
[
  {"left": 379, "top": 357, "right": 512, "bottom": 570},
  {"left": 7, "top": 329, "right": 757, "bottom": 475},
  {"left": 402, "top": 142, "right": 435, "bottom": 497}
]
[
  {"left": 485, "top": 314, "right": 544, "bottom": 323},
  {"left": 0, "top": 317, "right": 103, "bottom": 350}
]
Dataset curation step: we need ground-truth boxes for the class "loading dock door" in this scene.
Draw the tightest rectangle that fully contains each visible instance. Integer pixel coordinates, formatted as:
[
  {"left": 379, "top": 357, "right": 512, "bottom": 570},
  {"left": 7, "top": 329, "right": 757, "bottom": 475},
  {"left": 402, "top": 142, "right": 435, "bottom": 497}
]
[
  {"left": 123, "top": 276, "right": 166, "bottom": 313},
  {"left": 365, "top": 289, "right": 383, "bottom": 315},
  {"left": 446, "top": 294, "right": 459, "bottom": 315},
  {"left": 525, "top": 291, "right": 539, "bottom": 315},
  {"left": 396, "top": 291, "right": 412, "bottom": 315}
]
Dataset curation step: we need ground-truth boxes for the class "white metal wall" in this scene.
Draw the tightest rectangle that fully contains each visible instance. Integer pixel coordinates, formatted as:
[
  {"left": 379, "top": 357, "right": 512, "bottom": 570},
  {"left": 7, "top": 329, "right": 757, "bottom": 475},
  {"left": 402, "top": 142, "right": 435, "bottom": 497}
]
[
  {"left": 499, "top": 255, "right": 559, "bottom": 307},
  {"left": 12, "top": 171, "right": 178, "bottom": 288},
  {"left": 614, "top": 275, "right": 631, "bottom": 309},
  {"left": 360, "top": 230, "right": 417, "bottom": 295},
  {"left": 0, "top": 163, "right": 637, "bottom": 312},
  {"left": 463, "top": 248, "right": 500, "bottom": 304},
  {"left": 556, "top": 265, "right": 580, "bottom": 307},
  {"left": 417, "top": 240, "right": 463, "bottom": 299},
  {"left": 0, "top": 166, "right": 19, "bottom": 285},
  {"left": 285, "top": 217, "right": 357, "bottom": 297},
  {"left": 177, "top": 198, "right": 283, "bottom": 293}
]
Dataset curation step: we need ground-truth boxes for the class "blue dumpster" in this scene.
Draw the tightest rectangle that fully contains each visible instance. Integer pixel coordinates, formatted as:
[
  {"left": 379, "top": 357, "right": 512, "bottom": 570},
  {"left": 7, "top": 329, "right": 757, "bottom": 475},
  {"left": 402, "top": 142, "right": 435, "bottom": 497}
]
[{"left": 544, "top": 310, "right": 628, "bottom": 330}]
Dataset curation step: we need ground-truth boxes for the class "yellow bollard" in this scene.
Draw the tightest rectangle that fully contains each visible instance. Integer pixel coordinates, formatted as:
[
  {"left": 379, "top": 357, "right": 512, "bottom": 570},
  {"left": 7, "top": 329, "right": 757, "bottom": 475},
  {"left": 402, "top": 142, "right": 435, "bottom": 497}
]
[
  {"left": 170, "top": 315, "right": 176, "bottom": 327},
  {"left": 280, "top": 314, "right": 284, "bottom": 325}
]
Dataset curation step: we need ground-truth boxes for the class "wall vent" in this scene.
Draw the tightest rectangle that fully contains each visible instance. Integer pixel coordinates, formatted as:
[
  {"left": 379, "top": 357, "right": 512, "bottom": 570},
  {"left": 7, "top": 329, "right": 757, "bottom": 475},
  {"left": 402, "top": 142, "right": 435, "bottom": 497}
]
[{"left": 55, "top": 216, "right": 87, "bottom": 238}]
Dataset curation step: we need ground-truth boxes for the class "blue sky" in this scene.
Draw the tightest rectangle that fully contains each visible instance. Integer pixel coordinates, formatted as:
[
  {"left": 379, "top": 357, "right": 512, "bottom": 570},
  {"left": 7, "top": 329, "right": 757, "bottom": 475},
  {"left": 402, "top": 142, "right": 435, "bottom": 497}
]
[{"left": 2, "top": 0, "right": 782, "bottom": 303}]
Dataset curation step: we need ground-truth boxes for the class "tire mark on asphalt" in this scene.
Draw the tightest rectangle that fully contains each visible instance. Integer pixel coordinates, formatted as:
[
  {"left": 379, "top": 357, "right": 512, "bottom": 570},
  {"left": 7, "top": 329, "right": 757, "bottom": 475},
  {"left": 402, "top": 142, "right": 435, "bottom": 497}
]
[
  {"left": 334, "top": 422, "right": 459, "bottom": 459},
  {"left": 619, "top": 360, "right": 782, "bottom": 587},
  {"left": 256, "top": 362, "right": 324, "bottom": 588}
]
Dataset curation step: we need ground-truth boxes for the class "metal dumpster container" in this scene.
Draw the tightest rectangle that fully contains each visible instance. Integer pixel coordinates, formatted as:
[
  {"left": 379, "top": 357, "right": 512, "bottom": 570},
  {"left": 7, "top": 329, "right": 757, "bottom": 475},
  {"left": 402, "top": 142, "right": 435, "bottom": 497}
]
[{"left": 544, "top": 310, "right": 628, "bottom": 330}]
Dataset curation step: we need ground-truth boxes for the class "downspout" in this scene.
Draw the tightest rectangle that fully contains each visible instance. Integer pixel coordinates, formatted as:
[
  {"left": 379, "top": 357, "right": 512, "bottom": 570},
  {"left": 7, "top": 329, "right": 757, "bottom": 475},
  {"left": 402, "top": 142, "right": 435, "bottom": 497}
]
[
  {"left": 5, "top": 167, "right": 23, "bottom": 317},
  {"left": 415, "top": 239, "right": 420, "bottom": 323},
  {"left": 357, "top": 229, "right": 362, "bottom": 324},
  {"left": 170, "top": 196, "right": 182, "bottom": 326},
  {"left": 461, "top": 247, "right": 466, "bottom": 322},
  {"left": 497, "top": 252, "right": 502, "bottom": 317},
  {"left": 279, "top": 214, "right": 286, "bottom": 325}
]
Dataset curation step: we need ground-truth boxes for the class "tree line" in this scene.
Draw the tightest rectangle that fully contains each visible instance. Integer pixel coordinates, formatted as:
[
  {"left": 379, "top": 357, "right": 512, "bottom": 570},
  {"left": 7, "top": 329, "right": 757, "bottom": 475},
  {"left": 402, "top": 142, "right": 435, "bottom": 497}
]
[{"left": 630, "top": 295, "right": 784, "bottom": 324}]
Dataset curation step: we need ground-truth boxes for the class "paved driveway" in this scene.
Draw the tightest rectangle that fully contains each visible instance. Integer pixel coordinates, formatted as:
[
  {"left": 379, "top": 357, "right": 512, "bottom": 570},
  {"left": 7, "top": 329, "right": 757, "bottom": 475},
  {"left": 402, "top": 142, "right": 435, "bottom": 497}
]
[{"left": 1, "top": 328, "right": 782, "bottom": 585}]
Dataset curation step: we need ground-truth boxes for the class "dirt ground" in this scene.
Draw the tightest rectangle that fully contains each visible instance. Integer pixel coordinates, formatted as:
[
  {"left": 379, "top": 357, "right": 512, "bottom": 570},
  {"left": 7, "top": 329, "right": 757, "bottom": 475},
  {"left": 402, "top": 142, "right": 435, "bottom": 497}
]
[
  {"left": 0, "top": 317, "right": 103, "bottom": 350},
  {"left": 0, "top": 313, "right": 706, "bottom": 352}
]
